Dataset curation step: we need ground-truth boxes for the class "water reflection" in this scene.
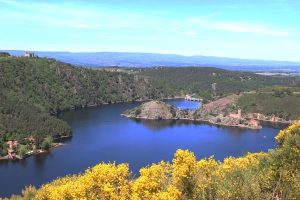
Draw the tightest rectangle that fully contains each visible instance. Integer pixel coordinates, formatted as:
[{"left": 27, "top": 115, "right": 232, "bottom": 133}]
[
  {"left": 260, "top": 121, "right": 289, "bottom": 129},
  {"left": 54, "top": 136, "right": 72, "bottom": 143},
  {"left": 218, "top": 125, "right": 259, "bottom": 135},
  {"left": 132, "top": 118, "right": 260, "bottom": 136},
  {"left": 18, "top": 159, "right": 28, "bottom": 168},
  {"left": 34, "top": 153, "right": 50, "bottom": 170},
  {"left": 133, "top": 119, "right": 199, "bottom": 130}
]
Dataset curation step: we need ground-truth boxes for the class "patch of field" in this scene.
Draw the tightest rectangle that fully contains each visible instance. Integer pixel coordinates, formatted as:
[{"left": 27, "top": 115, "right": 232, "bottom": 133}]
[{"left": 238, "top": 93, "right": 300, "bottom": 120}]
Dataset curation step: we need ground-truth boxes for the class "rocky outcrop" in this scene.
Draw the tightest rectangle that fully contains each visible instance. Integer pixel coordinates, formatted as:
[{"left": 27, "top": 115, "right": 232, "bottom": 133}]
[
  {"left": 123, "top": 100, "right": 192, "bottom": 120},
  {"left": 123, "top": 97, "right": 262, "bottom": 130},
  {"left": 124, "top": 94, "right": 296, "bottom": 130},
  {"left": 194, "top": 94, "right": 241, "bottom": 117},
  {"left": 190, "top": 94, "right": 259, "bottom": 128}
]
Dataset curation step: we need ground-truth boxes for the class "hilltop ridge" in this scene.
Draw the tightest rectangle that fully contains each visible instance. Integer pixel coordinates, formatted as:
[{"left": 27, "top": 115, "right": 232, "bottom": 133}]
[{"left": 2, "top": 50, "right": 300, "bottom": 72}]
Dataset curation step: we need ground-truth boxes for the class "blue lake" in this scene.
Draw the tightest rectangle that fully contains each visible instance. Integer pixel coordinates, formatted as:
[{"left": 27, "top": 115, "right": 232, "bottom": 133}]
[{"left": 0, "top": 99, "right": 279, "bottom": 197}]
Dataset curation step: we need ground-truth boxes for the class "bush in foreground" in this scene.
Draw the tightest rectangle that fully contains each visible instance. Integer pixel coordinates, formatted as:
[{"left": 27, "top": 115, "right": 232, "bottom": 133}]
[{"left": 4, "top": 121, "right": 300, "bottom": 200}]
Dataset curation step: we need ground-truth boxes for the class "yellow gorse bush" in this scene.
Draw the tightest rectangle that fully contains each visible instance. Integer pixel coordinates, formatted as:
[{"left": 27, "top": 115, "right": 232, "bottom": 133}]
[
  {"left": 275, "top": 120, "right": 300, "bottom": 144},
  {"left": 132, "top": 161, "right": 173, "bottom": 199},
  {"left": 9, "top": 121, "right": 300, "bottom": 200},
  {"left": 36, "top": 163, "right": 132, "bottom": 200}
]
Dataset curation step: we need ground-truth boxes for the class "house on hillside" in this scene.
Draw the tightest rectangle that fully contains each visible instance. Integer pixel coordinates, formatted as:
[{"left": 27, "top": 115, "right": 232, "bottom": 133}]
[
  {"left": 24, "top": 51, "right": 35, "bottom": 57},
  {"left": 229, "top": 109, "right": 242, "bottom": 120},
  {"left": 212, "top": 83, "right": 217, "bottom": 91},
  {"left": 6, "top": 140, "right": 18, "bottom": 159}
]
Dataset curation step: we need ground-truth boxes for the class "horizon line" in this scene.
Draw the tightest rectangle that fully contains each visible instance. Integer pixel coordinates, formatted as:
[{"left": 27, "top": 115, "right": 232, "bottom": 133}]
[{"left": 1, "top": 49, "right": 300, "bottom": 63}]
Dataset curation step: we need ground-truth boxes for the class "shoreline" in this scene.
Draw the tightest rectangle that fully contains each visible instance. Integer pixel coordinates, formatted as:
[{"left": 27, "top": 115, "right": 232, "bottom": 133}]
[
  {"left": 1, "top": 97, "right": 179, "bottom": 162},
  {"left": 0, "top": 142, "right": 66, "bottom": 161},
  {"left": 122, "top": 114, "right": 294, "bottom": 130},
  {"left": 121, "top": 114, "right": 262, "bottom": 130},
  {"left": 55, "top": 96, "right": 185, "bottom": 115}
]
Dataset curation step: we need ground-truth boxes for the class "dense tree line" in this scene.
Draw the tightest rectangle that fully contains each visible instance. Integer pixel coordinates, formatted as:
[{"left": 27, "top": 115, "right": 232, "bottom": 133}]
[
  {"left": 0, "top": 95, "right": 71, "bottom": 156},
  {"left": 0, "top": 52, "right": 10, "bottom": 57},
  {"left": 138, "top": 67, "right": 300, "bottom": 99},
  {"left": 0, "top": 57, "right": 176, "bottom": 114}
]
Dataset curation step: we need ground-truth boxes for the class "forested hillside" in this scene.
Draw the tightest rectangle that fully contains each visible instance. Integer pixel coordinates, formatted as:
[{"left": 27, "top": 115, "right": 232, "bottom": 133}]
[
  {"left": 0, "top": 57, "right": 176, "bottom": 114},
  {"left": 138, "top": 67, "right": 300, "bottom": 99},
  {"left": 0, "top": 55, "right": 176, "bottom": 157}
]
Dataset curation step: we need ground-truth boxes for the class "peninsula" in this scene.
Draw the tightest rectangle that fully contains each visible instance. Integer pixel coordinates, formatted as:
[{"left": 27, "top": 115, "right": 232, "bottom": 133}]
[{"left": 123, "top": 94, "right": 296, "bottom": 130}]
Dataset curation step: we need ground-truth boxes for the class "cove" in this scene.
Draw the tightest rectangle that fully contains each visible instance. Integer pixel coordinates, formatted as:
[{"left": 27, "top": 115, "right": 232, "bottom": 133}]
[{"left": 0, "top": 99, "right": 279, "bottom": 197}]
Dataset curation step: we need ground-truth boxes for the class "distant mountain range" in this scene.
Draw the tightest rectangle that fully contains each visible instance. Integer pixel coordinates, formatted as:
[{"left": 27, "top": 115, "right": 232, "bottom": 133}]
[{"left": 2, "top": 50, "right": 300, "bottom": 72}]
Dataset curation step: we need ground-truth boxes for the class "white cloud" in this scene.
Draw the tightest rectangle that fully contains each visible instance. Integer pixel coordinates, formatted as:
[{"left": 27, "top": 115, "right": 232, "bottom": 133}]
[
  {"left": 224, "top": 5, "right": 240, "bottom": 9},
  {"left": 210, "top": 22, "right": 290, "bottom": 36},
  {"left": 1, "top": 1, "right": 272, "bottom": 37},
  {"left": 182, "top": 30, "right": 198, "bottom": 36},
  {"left": 199, "top": 12, "right": 224, "bottom": 19},
  {"left": 0, "top": 0, "right": 292, "bottom": 37},
  {"left": 182, "top": 17, "right": 290, "bottom": 36}
]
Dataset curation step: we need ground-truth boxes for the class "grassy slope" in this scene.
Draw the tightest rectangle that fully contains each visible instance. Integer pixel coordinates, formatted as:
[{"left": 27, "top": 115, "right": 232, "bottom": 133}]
[{"left": 238, "top": 92, "right": 300, "bottom": 120}]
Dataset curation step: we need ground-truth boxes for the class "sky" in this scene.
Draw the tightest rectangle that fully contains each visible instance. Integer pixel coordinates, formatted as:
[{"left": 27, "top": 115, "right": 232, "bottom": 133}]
[{"left": 0, "top": 0, "right": 300, "bottom": 61}]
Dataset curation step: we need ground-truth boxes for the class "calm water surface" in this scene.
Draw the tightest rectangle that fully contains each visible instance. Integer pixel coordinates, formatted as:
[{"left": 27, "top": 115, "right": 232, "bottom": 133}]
[{"left": 0, "top": 100, "right": 279, "bottom": 197}]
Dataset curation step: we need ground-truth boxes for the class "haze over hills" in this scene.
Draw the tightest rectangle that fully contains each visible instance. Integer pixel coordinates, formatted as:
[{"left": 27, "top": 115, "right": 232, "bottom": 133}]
[{"left": 2, "top": 50, "right": 300, "bottom": 72}]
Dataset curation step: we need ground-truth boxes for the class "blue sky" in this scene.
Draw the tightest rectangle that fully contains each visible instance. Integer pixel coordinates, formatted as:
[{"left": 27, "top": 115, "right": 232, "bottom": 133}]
[{"left": 1, "top": 0, "right": 300, "bottom": 61}]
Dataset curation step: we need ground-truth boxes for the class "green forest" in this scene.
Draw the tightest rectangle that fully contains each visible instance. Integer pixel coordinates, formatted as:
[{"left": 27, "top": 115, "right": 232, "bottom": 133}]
[{"left": 138, "top": 67, "right": 300, "bottom": 100}]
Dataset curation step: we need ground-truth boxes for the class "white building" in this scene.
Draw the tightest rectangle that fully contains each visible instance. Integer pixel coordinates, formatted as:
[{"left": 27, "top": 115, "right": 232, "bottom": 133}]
[{"left": 24, "top": 51, "right": 35, "bottom": 57}]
